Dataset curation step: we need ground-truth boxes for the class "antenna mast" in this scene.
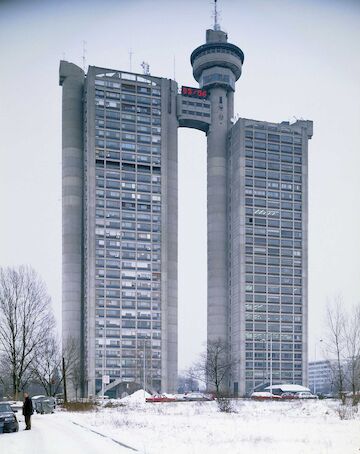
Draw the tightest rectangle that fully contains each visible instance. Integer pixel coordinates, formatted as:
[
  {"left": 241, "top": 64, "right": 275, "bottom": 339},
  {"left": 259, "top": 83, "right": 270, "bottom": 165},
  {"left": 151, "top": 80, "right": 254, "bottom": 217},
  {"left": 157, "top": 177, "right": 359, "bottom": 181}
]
[
  {"left": 129, "top": 49, "right": 133, "bottom": 72},
  {"left": 82, "top": 40, "right": 87, "bottom": 72},
  {"left": 213, "top": 0, "right": 221, "bottom": 31}
]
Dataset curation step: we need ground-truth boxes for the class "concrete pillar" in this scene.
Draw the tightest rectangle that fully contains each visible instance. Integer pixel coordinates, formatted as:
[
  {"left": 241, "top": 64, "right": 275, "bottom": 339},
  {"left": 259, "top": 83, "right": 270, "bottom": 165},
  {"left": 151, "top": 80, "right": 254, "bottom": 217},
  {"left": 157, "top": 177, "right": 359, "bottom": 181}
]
[
  {"left": 59, "top": 61, "right": 85, "bottom": 372},
  {"left": 207, "top": 87, "right": 230, "bottom": 342}
]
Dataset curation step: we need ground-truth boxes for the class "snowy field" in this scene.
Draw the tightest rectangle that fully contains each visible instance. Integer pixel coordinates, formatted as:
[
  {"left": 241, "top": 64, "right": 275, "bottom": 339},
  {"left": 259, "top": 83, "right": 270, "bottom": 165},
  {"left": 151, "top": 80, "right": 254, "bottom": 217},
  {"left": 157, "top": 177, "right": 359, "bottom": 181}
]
[{"left": 0, "top": 394, "right": 359, "bottom": 454}]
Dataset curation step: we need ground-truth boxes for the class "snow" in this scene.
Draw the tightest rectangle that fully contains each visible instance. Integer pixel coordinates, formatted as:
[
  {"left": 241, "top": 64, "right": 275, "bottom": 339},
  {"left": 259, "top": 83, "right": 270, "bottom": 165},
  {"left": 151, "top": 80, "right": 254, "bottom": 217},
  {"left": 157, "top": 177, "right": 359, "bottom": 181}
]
[
  {"left": 265, "top": 384, "right": 311, "bottom": 392},
  {"left": 0, "top": 412, "right": 131, "bottom": 454},
  {"left": 119, "top": 389, "right": 151, "bottom": 404},
  {"left": 0, "top": 398, "right": 359, "bottom": 453},
  {"left": 68, "top": 399, "right": 360, "bottom": 454}
]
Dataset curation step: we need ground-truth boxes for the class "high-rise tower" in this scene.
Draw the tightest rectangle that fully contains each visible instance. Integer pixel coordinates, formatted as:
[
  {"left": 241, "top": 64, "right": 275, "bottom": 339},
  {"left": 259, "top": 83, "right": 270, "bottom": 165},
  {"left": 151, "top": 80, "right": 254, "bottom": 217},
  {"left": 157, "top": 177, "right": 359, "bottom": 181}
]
[
  {"left": 190, "top": 28, "right": 244, "bottom": 344},
  {"left": 60, "top": 13, "right": 312, "bottom": 398}
]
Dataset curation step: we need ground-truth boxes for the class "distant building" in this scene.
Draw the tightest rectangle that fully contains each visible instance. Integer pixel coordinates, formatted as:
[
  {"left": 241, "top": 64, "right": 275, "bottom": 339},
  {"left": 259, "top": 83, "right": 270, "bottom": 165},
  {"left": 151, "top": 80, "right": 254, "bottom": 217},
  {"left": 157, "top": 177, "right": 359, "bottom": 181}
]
[{"left": 308, "top": 360, "right": 334, "bottom": 395}]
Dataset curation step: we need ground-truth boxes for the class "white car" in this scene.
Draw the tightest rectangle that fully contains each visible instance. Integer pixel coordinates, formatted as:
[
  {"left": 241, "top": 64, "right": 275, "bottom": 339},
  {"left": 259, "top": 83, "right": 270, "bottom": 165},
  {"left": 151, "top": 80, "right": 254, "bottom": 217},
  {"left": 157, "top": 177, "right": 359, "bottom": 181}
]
[
  {"left": 297, "top": 391, "right": 318, "bottom": 399},
  {"left": 184, "top": 392, "right": 211, "bottom": 401},
  {"left": 250, "top": 391, "right": 281, "bottom": 400}
]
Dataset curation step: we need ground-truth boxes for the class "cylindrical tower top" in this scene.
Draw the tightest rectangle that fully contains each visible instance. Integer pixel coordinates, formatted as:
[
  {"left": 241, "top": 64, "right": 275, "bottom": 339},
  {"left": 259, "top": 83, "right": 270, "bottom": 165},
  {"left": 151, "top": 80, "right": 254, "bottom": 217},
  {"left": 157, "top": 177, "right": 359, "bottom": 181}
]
[{"left": 191, "top": 29, "right": 244, "bottom": 91}]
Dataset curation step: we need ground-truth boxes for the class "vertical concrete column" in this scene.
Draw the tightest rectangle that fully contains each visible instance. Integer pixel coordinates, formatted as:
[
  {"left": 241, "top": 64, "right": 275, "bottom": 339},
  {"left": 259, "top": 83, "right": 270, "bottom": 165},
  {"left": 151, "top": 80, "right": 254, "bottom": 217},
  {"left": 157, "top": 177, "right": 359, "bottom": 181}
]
[
  {"left": 207, "top": 87, "right": 230, "bottom": 343},
  {"left": 59, "top": 62, "right": 85, "bottom": 354},
  {"left": 161, "top": 79, "right": 178, "bottom": 393}
]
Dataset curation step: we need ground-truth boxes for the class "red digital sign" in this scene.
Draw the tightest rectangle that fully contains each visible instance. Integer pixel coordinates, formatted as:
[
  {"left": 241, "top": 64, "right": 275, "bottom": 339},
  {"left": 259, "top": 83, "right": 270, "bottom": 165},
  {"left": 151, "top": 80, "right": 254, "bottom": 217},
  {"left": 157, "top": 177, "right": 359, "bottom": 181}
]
[{"left": 181, "top": 86, "right": 208, "bottom": 99}]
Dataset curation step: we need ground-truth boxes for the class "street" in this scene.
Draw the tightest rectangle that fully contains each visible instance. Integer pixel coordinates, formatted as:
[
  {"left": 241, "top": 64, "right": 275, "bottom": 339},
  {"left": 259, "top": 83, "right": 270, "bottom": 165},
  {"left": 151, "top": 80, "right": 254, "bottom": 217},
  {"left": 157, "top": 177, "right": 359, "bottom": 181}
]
[{"left": 0, "top": 412, "right": 137, "bottom": 454}]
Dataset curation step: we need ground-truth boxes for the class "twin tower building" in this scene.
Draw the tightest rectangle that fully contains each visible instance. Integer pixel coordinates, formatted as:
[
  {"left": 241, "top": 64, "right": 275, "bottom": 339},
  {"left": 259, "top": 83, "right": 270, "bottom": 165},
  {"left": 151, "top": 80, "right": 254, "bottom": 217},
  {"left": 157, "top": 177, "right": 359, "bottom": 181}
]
[{"left": 60, "top": 26, "right": 312, "bottom": 397}]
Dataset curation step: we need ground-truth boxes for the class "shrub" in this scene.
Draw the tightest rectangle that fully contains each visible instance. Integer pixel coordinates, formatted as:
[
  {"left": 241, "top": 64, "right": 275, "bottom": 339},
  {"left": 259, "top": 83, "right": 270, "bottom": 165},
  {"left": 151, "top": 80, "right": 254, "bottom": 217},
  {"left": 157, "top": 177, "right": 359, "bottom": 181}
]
[
  {"left": 61, "top": 401, "right": 98, "bottom": 412},
  {"left": 336, "top": 403, "right": 358, "bottom": 420},
  {"left": 217, "top": 396, "right": 234, "bottom": 413}
]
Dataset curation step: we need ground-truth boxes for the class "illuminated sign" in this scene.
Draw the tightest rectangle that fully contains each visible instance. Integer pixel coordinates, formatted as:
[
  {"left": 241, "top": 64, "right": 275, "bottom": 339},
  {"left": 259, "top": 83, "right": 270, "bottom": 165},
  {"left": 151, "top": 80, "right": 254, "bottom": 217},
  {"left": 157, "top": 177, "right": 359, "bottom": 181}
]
[{"left": 181, "top": 86, "right": 208, "bottom": 99}]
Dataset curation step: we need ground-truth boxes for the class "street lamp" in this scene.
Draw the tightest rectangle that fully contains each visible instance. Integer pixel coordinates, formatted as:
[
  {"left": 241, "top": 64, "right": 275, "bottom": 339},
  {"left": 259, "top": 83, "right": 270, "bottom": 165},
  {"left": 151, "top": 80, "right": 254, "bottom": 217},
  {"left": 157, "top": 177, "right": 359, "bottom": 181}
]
[{"left": 313, "top": 339, "right": 323, "bottom": 395}]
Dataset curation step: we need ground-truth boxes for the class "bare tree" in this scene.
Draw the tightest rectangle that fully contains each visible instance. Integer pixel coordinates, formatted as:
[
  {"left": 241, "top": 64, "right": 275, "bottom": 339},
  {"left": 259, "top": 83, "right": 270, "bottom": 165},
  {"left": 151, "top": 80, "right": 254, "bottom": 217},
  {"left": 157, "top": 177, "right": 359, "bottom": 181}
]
[
  {"left": 189, "top": 338, "right": 236, "bottom": 397},
  {"left": 324, "top": 298, "right": 347, "bottom": 404},
  {"left": 62, "top": 336, "right": 83, "bottom": 401},
  {"left": 0, "top": 266, "right": 55, "bottom": 400},
  {"left": 344, "top": 304, "right": 360, "bottom": 404},
  {"left": 31, "top": 333, "right": 62, "bottom": 396}
]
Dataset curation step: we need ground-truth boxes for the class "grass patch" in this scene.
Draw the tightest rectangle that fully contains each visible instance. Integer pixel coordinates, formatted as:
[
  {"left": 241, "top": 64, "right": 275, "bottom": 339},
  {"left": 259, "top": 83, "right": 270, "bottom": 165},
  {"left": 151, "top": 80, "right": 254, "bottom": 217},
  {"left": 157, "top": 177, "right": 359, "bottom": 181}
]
[{"left": 61, "top": 402, "right": 98, "bottom": 412}]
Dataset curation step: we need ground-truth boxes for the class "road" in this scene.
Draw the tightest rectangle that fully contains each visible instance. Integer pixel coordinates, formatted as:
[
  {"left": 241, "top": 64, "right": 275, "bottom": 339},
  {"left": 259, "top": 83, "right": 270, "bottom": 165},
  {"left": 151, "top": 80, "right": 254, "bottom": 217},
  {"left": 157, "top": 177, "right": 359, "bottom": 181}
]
[{"left": 0, "top": 412, "right": 137, "bottom": 454}]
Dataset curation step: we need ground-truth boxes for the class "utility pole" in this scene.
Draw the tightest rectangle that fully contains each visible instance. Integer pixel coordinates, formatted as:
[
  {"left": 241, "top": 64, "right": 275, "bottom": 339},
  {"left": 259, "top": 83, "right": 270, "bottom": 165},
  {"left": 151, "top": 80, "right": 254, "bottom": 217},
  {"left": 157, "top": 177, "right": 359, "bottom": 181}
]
[
  {"left": 269, "top": 334, "right": 273, "bottom": 392},
  {"left": 143, "top": 341, "right": 146, "bottom": 397},
  {"left": 313, "top": 339, "right": 323, "bottom": 395},
  {"left": 62, "top": 356, "right": 67, "bottom": 403}
]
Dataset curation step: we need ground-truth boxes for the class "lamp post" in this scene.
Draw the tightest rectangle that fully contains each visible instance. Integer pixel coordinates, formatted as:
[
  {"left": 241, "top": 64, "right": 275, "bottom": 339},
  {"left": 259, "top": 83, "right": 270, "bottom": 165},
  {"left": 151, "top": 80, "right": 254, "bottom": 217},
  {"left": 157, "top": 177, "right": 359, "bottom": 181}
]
[
  {"left": 313, "top": 339, "right": 323, "bottom": 395},
  {"left": 143, "top": 340, "right": 146, "bottom": 398}
]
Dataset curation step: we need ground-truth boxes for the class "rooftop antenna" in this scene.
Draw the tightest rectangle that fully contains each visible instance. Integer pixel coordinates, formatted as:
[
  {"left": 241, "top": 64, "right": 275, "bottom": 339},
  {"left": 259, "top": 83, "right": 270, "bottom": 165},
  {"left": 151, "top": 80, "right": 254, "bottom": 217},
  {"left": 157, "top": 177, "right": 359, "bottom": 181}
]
[
  {"left": 82, "top": 40, "right": 87, "bottom": 72},
  {"left": 129, "top": 49, "right": 133, "bottom": 72},
  {"left": 141, "top": 61, "right": 150, "bottom": 75},
  {"left": 173, "top": 55, "right": 176, "bottom": 81},
  {"left": 213, "top": 0, "right": 221, "bottom": 31}
]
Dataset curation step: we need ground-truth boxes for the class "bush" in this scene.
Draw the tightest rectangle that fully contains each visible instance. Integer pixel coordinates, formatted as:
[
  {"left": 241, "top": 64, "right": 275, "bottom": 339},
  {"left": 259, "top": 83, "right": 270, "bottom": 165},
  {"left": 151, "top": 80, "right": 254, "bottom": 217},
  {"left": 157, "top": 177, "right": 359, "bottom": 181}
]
[
  {"left": 217, "top": 396, "right": 234, "bottom": 413},
  {"left": 61, "top": 401, "right": 98, "bottom": 412},
  {"left": 336, "top": 403, "right": 358, "bottom": 420},
  {"left": 104, "top": 401, "right": 125, "bottom": 408}
]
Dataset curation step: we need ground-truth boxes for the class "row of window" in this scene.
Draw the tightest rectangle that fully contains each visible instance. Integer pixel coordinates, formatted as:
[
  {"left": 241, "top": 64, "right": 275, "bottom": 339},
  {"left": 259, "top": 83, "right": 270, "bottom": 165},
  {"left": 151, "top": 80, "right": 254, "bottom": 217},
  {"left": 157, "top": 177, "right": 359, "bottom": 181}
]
[
  {"left": 245, "top": 214, "right": 303, "bottom": 230},
  {"left": 245, "top": 284, "right": 302, "bottom": 294},
  {"left": 96, "top": 170, "right": 160, "bottom": 184},
  {"left": 245, "top": 180, "right": 302, "bottom": 191},
  {"left": 181, "top": 109, "right": 210, "bottom": 118},
  {"left": 245, "top": 238, "right": 302, "bottom": 248},
  {"left": 246, "top": 352, "right": 302, "bottom": 360},
  {"left": 95, "top": 90, "right": 161, "bottom": 105},
  {"left": 96, "top": 210, "right": 160, "bottom": 223},
  {"left": 94, "top": 77, "right": 160, "bottom": 92},
  {"left": 245, "top": 314, "right": 302, "bottom": 322},
  {"left": 96, "top": 200, "right": 160, "bottom": 214},
  {"left": 96, "top": 121, "right": 161, "bottom": 136},
  {"left": 96, "top": 310, "right": 160, "bottom": 320},
  {"left": 96, "top": 108, "right": 161, "bottom": 125},
  {"left": 245, "top": 255, "right": 302, "bottom": 267},
  {"left": 246, "top": 275, "right": 302, "bottom": 285},
  {"left": 245, "top": 168, "right": 302, "bottom": 182},
  {"left": 244, "top": 303, "right": 302, "bottom": 314},
  {"left": 96, "top": 240, "right": 159, "bottom": 252},
  {"left": 95, "top": 160, "right": 161, "bottom": 175},
  {"left": 96, "top": 299, "right": 161, "bottom": 310},
  {"left": 245, "top": 130, "right": 302, "bottom": 144},
  {"left": 96, "top": 129, "right": 161, "bottom": 143},
  {"left": 95, "top": 229, "right": 161, "bottom": 241},
  {"left": 245, "top": 228, "right": 302, "bottom": 238},
  {"left": 95, "top": 251, "right": 160, "bottom": 262},
  {"left": 244, "top": 247, "right": 302, "bottom": 258},
  {"left": 245, "top": 150, "right": 302, "bottom": 163},
  {"left": 245, "top": 159, "right": 302, "bottom": 173}
]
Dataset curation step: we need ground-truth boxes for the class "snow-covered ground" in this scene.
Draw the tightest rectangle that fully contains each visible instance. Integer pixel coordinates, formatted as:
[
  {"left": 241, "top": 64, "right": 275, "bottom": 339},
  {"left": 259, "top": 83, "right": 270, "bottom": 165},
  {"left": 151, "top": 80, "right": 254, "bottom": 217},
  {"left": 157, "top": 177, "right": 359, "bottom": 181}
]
[{"left": 0, "top": 394, "right": 359, "bottom": 454}]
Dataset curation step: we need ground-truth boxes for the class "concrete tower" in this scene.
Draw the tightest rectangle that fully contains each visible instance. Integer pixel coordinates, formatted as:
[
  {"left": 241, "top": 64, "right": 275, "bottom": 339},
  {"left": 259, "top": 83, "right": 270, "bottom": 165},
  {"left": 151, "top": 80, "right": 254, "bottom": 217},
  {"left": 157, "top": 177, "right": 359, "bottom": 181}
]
[
  {"left": 190, "top": 28, "right": 244, "bottom": 343},
  {"left": 59, "top": 61, "right": 85, "bottom": 374}
]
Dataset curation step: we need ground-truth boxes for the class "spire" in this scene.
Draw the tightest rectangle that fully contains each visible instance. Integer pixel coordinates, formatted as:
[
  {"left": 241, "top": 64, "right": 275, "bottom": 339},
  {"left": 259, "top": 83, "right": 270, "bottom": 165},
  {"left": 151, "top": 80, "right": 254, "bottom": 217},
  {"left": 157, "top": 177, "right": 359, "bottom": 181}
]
[{"left": 213, "top": 0, "right": 221, "bottom": 31}]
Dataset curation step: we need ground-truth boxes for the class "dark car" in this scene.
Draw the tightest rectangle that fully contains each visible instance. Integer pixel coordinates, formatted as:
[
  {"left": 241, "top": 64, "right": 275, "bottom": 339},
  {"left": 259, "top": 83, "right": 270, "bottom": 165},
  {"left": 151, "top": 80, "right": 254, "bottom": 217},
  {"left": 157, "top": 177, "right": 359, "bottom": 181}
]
[{"left": 0, "top": 403, "right": 19, "bottom": 433}]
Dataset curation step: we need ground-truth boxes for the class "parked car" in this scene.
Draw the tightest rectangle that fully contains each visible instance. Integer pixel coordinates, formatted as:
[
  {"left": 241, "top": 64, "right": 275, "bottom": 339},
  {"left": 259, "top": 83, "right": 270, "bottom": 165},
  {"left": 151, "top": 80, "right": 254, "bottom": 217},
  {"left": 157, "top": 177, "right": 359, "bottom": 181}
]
[
  {"left": 184, "top": 392, "right": 214, "bottom": 401},
  {"left": 0, "top": 403, "right": 19, "bottom": 433},
  {"left": 146, "top": 394, "right": 176, "bottom": 403},
  {"left": 250, "top": 392, "right": 282, "bottom": 400},
  {"left": 297, "top": 392, "right": 318, "bottom": 399},
  {"left": 281, "top": 392, "right": 298, "bottom": 400}
]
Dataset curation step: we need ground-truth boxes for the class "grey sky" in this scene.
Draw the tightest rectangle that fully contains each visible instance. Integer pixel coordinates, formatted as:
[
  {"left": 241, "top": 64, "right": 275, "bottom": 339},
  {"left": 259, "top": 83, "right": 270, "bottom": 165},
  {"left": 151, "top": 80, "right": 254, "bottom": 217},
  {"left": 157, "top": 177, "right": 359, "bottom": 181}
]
[{"left": 0, "top": 0, "right": 359, "bottom": 371}]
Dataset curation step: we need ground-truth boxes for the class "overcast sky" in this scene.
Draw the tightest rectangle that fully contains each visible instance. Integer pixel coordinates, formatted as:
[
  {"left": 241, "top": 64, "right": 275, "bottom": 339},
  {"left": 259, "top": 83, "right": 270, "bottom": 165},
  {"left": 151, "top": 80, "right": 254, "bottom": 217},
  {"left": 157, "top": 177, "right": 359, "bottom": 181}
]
[{"left": 0, "top": 0, "right": 359, "bottom": 371}]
